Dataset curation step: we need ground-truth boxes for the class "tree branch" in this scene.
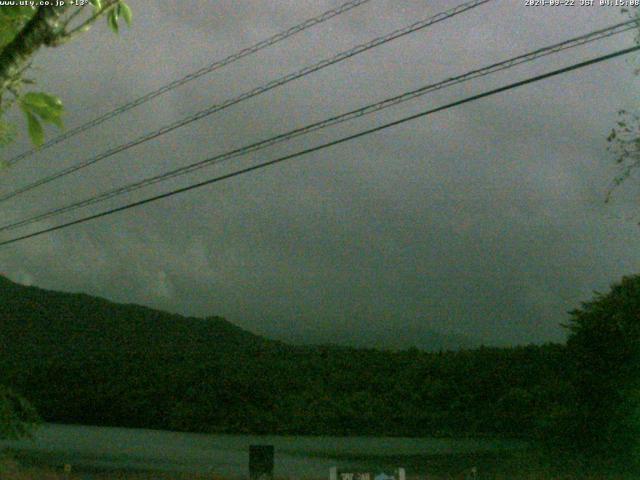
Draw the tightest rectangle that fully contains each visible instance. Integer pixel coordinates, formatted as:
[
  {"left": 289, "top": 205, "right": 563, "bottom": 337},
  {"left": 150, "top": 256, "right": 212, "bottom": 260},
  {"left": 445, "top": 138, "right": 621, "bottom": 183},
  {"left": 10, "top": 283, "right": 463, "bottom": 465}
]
[
  {"left": 0, "top": 5, "right": 70, "bottom": 94},
  {"left": 50, "top": 1, "right": 120, "bottom": 47}
]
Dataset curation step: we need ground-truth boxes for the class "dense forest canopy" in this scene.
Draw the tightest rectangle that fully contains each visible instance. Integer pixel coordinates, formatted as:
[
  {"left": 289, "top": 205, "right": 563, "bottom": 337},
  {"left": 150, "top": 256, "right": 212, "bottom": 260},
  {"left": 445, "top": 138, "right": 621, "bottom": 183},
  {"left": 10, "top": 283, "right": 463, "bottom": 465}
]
[{"left": 0, "top": 274, "right": 569, "bottom": 438}]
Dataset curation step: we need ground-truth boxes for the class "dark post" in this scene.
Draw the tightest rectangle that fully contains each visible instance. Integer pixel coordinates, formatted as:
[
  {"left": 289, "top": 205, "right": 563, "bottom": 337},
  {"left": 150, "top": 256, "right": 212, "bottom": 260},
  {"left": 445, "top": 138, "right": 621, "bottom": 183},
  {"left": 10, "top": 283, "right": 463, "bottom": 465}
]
[{"left": 249, "top": 445, "right": 274, "bottom": 480}]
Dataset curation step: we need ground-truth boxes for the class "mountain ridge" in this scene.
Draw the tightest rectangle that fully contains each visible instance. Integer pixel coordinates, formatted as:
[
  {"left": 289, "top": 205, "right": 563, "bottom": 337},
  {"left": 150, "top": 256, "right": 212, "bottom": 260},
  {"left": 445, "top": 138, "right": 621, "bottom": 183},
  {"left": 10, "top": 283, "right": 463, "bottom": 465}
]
[{"left": 0, "top": 274, "right": 472, "bottom": 351}]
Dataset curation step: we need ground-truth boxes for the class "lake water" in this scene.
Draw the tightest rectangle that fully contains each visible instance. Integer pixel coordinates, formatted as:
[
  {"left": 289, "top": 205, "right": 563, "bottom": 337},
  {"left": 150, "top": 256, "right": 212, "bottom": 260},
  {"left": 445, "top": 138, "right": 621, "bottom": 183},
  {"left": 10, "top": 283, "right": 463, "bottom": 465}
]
[{"left": 0, "top": 424, "right": 525, "bottom": 477}]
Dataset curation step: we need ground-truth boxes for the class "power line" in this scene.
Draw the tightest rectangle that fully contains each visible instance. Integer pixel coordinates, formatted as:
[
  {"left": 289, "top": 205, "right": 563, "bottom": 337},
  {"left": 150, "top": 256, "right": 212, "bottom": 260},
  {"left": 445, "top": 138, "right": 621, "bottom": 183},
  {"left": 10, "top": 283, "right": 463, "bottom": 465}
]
[
  {"left": 0, "top": 20, "right": 636, "bottom": 234},
  {"left": 0, "top": 0, "right": 492, "bottom": 202},
  {"left": 5, "top": 0, "right": 374, "bottom": 167},
  {"left": 1, "top": 44, "right": 638, "bottom": 248}
]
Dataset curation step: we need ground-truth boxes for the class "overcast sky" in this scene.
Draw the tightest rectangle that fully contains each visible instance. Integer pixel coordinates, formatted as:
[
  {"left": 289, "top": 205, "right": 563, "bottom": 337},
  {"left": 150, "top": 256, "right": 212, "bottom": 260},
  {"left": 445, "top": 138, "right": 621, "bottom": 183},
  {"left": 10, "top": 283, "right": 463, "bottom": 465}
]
[{"left": 1, "top": 0, "right": 639, "bottom": 347}]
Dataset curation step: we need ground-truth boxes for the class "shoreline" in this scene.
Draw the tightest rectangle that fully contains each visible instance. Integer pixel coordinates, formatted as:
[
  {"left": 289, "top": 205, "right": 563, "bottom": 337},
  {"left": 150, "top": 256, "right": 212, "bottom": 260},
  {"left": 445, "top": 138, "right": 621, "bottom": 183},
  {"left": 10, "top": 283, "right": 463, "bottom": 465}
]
[{"left": 3, "top": 448, "right": 624, "bottom": 480}]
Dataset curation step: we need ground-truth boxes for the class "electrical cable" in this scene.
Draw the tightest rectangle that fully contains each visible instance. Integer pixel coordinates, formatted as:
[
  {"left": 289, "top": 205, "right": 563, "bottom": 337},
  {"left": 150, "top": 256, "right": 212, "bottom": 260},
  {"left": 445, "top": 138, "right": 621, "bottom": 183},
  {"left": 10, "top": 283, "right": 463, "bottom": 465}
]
[
  {"left": 1, "top": 44, "right": 637, "bottom": 247},
  {"left": 0, "top": 0, "right": 492, "bottom": 202},
  {"left": 5, "top": 0, "right": 375, "bottom": 167},
  {"left": 0, "top": 19, "right": 635, "bottom": 234}
]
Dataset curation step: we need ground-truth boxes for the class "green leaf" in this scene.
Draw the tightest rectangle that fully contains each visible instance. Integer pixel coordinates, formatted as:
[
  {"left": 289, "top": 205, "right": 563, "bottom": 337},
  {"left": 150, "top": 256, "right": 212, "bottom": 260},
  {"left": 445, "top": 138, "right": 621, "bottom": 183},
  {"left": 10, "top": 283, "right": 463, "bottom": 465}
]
[
  {"left": 119, "top": 2, "right": 132, "bottom": 26},
  {"left": 0, "top": 29, "right": 16, "bottom": 50},
  {"left": 25, "top": 111, "right": 44, "bottom": 147},
  {"left": 20, "top": 92, "right": 64, "bottom": 129},
  {"left": 107, "top": 9, "right": 119, "bottom": 33},
  {"left": 22, "top": 92, "right": 63, "bottom": 113},
  {"left": 0, "top": 6, "right": 35, "bottom": 19},
  {"left": 44, "top": 112, "right": 64, "bottom": 129},
  {"left": 0, "top": 7, "right": 34, "bottom": 48},
  {"left": 89, "top": 0, "right": 102, "bottom": 11}
]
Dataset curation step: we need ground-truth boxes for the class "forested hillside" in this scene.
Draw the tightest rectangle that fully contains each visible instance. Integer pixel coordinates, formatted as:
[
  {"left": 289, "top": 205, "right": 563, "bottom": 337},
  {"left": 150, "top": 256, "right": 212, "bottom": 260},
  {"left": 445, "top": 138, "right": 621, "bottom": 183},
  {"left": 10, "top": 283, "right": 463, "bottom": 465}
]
[{"left": 0, "top": 275, "right": 571, "bottom": 438}]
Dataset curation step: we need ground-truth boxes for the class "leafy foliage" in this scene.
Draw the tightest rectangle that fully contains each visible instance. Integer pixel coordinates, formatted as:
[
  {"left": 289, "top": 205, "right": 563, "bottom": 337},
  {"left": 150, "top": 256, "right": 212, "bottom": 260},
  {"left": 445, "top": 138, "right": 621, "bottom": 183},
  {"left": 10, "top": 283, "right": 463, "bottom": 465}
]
[
  {"left": 19, "top": 92, "right": 64, "bottom": 146},
  {"left": 118, "top": 2, "right": 133, "bottom": 26},
  {"left": 564, "top": 275, "right": 640, "bottom": 464},
  {"left": 606, "top": 7, "right": 640, "bottom": 201},
  {"left": 106, "top": 2, "right": 133, "bottom": 33},
  {"left": 0, "top": 1, "right": 132, "bottom": 151},
  {"left": 606, "top": 110, "right": 640, "bottom": 202},
  {"left": 0, "top": 385, "right": 40, "bottom": 440},
  {"left": 0, "top": 7, "right": 36, "bottom": 51}
]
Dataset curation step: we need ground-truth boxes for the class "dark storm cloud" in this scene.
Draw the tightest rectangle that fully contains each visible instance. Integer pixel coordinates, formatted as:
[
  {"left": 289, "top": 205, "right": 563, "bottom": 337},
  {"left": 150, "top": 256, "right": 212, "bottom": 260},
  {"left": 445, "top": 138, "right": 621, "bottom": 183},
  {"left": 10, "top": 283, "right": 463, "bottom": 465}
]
[{"left": 1, "top": 0, "right": 639, "bottom": 346}]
